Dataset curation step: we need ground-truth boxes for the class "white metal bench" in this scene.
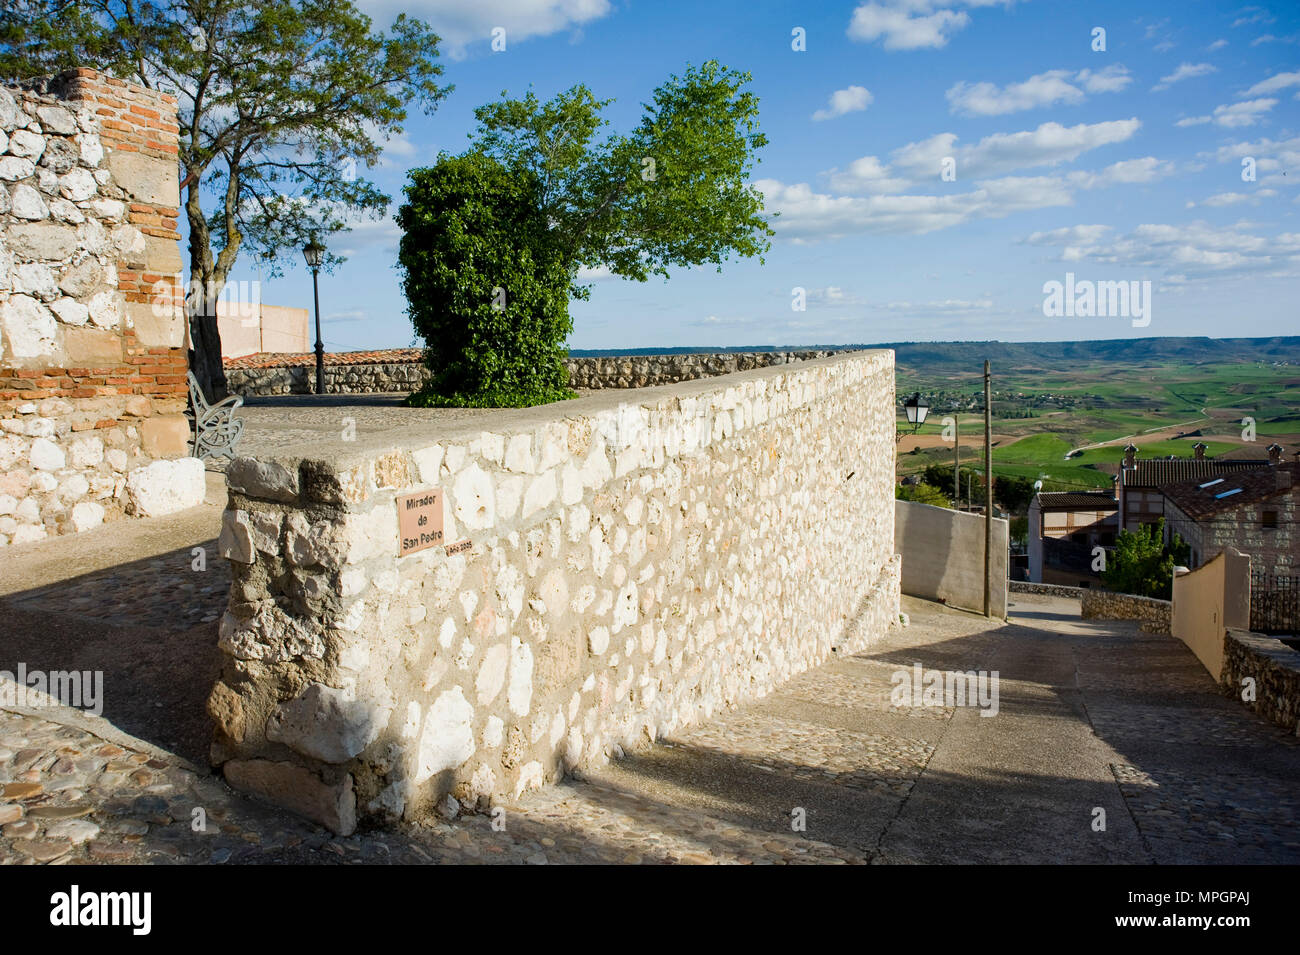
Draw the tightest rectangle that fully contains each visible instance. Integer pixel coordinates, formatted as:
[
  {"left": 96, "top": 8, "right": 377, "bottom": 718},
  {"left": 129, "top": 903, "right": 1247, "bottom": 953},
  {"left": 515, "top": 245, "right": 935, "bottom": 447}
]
[{"left": 187, "top": 371, "right": 244, "bottom": 462}]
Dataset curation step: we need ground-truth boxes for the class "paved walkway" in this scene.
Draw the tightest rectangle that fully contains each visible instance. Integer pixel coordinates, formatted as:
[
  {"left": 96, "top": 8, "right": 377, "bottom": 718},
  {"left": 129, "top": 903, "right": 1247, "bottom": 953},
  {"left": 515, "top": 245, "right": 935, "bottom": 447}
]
[{"left": 1, "top": 496, "right": 1298, "bottom": 864}]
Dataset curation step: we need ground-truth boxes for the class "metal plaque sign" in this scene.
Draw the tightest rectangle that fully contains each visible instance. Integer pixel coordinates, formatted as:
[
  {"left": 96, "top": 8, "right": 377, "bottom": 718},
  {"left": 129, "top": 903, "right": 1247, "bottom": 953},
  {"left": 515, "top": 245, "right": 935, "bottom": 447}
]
[{"left": 397, "top": 489, "right": 444, "bottom": 556}]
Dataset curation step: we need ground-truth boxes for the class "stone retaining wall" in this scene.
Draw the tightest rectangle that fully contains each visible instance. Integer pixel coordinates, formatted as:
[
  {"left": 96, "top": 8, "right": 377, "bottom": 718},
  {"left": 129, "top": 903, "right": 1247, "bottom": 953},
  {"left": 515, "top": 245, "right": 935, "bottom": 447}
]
[
  {"left": 0, "top": 69, "right": 198, "bottom": 544},
  {"left": 1221, "top": 629, "right": 1300, "bottom": 734},
  {"left": 1009, "top": 581, "right": 1084, "bottom": 599},
  {"left": 1081, "top": 589, "right": 1172, "bottom": 634},
  {"left": 224, "top": 350, "right": 852, "bottom": 397},
  {"left": 209, "top": 350, "right": 900, "bottom": 833}
]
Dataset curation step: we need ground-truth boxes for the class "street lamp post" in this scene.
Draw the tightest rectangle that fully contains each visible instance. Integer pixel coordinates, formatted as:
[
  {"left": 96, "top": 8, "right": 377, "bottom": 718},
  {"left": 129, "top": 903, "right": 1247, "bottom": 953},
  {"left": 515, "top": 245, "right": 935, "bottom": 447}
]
[
  {"left": 302, "top": 236, "right": 326, "bottom": 395},
  {"left": 897, "top": 392, "right": 930, "bottom": 442}
]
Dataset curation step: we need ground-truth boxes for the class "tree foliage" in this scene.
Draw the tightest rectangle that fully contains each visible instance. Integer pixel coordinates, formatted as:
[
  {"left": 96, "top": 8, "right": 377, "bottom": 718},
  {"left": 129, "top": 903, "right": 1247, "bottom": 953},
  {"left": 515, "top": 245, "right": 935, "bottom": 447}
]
[
  {"left": 397, "top": 155, "right": 577, "bottom": 408},
  {"left": 1102, "top": 518, "right": 1190, "bottom": 600},
  {"left": 895, "top": 482, "right": 951, "bottom": 508},
  {"left": 398, "top": 61, "right": 772, "bottom": 407},
  {"left": 1, "top": 0, "right": 449, "bottom": 398}
]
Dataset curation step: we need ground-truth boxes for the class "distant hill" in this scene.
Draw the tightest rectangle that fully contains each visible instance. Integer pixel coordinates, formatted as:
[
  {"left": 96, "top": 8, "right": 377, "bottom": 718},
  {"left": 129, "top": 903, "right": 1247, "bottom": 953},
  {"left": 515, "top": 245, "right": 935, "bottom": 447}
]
[{"left": 568, "top": 337, "right": 1300, "bottom": 371}]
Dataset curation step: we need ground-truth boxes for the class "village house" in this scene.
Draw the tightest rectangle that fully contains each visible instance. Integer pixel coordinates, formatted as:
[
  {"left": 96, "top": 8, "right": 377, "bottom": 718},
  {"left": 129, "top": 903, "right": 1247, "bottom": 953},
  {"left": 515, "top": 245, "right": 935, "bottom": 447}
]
[
  {"left": 1115, "top": 441, "right": 1275, "bottom": 533},
  {"left": 1162, "top": 461, "right": 1298, "bottom": 573},
  {"left": 1027, "top": 490, "right": 1117, "bottom": 585}
]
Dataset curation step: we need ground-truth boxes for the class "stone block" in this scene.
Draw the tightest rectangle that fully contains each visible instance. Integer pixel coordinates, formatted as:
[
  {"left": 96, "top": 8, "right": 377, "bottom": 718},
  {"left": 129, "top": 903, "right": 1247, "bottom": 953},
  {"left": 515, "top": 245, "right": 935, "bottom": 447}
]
[
  {"left": 1, "top": 294, "right": 58, "bottom": 359},
  {"left": 140, "top": 414, "right": 190, "bottom": 457},
  {"left": 266, "top": 682, "right": 392, "bottom": 765},
  {"left": 222, "top": 759, "right": 356, "bottom": 836},
  {"left": 125, "top": 457, "right": 205, "bottom": 516},
  {"left": 143, "top": 234, "right": 182, "bottom": 274},
  {"left": 226, "top": 457, "right": 300, "bottom": 502},
  {"left": 6, "top": 223, "right": 78, "bottom": 261},
  {"left": 62, "top": 325, "right": 123, "bottom": 364},
  {"left": 125, "top": 300, "right": 184, "bottom": 348},
  {"left": 104, "top": 151, "right": 181, "bottom": 207}
]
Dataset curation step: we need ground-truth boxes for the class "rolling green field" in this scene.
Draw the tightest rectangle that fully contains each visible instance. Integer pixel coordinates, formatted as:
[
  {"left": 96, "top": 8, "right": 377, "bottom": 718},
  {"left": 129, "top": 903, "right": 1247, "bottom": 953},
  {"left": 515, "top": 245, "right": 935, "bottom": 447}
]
[{"left": 895, "top": 351, "right": 1300, "bottom": 494}]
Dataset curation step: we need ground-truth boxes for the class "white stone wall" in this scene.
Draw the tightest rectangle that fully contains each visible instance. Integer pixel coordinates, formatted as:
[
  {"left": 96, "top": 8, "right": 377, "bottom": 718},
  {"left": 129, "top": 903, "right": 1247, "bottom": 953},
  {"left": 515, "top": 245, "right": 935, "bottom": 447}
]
[{"left": 209, "top": 351, "right": 900, "bottom": 834}]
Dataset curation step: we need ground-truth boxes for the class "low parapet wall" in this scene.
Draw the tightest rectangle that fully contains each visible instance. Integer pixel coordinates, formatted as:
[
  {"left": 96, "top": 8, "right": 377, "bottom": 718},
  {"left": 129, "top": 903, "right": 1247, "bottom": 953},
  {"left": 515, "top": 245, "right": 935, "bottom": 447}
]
[
  {"left": 1221, "top": 629, "right": 1300, "bottom": 734},
  {"left": 209, "top": 350, "right": 901, "bottom": 833},
  {"left": 1081, "top": 589, "right": 1172, "bottom": 634},
  {"left": 223, "top": 350, "right": 852, "bottom": 397}
]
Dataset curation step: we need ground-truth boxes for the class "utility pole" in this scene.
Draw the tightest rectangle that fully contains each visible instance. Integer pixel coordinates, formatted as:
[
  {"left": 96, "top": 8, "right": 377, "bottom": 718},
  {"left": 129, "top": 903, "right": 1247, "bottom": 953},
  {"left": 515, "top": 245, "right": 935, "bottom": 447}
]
[
  {"left": 953, "top": 414, "right": 960, "bottom": 508},
  {"left": 984, "top": 359, "right": 993, "bottom": 618}
]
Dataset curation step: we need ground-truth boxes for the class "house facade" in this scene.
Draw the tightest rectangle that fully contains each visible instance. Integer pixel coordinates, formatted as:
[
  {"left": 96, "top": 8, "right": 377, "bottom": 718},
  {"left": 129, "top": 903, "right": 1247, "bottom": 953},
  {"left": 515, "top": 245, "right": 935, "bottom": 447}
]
[
  {"left": 1027, "top": 490, "right": 1117, "bottom": 585},
  {"left": 1163, "top": 462, "right": 1298, "bottom": 574}
]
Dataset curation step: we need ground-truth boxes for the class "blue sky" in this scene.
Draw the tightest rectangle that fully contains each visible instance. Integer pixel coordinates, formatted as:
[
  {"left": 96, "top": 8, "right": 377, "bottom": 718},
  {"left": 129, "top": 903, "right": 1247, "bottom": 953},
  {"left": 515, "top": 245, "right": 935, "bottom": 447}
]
[{"left": 228, "top": 0, "right": 1300, "bottom": 352}]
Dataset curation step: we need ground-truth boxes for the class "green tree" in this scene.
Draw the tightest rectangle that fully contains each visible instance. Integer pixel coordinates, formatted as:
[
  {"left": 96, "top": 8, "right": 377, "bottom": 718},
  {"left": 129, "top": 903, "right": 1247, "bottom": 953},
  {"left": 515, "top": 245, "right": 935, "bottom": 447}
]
[
  {"left": 397, "top": 155, "right": 578, "bottom": 407},
  {"left": 995, "top": 475, "right": 1036, "bottom": 514},
  {"left": 398, "top": 61, "right": 772, "bottom": 407},
  {"left": 1, "top": 1, "right": 450, "bottom": 398},
  {"left": 895, "top": 483, "right": 951, "bottom": 508},
  {"left": 922, "top": 463, "right": 985, "bottom": 503},
  {"left": 1102, "top": 518, "right": 1190, "bottom": 600}
]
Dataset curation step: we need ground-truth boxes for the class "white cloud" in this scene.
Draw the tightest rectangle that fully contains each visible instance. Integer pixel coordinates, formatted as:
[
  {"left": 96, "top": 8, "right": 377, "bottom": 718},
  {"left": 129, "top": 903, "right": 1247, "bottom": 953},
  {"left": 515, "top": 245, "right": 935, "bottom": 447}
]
[
  {"left": 947, "top": 71, "right": 1084, "bottom": 116},
  {"left": 755, "top": 174, "right": 1074, "bottom": 241},
  {"left": 1243, "top": 71, "right": 1300, "bottom": 96},
  {"left": 1066, "top": 157, "right": 1177, "bottom": 189},
  {"left": 827, "top": 155, "right": 912, "bottom": 194},
  {"left": 893, "top": 119, "right": 1141, "bottom": 180},
  {"left": 1201, "top": 192, "right": 1254, "bottom": 206},
  {"left": 805, "top": 287, "right": 870, "bottom": 307},
  {"left": 1025, "top": 220, "right": 1300, "bottom": 282},
  {"left": 1208, "top": 38, "right": 1228, "bottom": 51},
  {"left": 946, "top": 67, "right": 1129, "bottom": 116},
  {"left": 882, "top": 298, "right": 993, "bottom": 311},
  {"left": 1233, "top": 9, "right": 1275, "bottom": 28},
  {"left": 1203, "top": 135, "right": 1300, "bottom": 186},
  {"left": 812, "top": 85, "right": 874, "bottom": 121},
  {"left": 1076, "top": 65, "right": 1133, "bottom": 94},
  {"left": 1152, "top": 62, "right": 1217, "bottom": 91},
  {"left": 828, "top": 119, "right": 1142, "bottom": 198},
  {"left": 355, "top": 0, "right": 612, "bottom": 58},
  {"left": 846, "top": 1, "right": 1011, "bottom": 51},
  {"left": 690, "top": 314, "right": 754, "bottom": 328},
  {"left": 1177, "top": 98, "right": 1278, "bottom": 128}
]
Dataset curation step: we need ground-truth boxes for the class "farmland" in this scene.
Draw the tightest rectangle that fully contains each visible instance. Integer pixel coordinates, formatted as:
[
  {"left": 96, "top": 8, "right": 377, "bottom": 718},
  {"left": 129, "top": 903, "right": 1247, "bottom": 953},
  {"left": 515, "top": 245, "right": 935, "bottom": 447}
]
[{"left": 891, "top": 337, "right": 1300, "bottom": 493}]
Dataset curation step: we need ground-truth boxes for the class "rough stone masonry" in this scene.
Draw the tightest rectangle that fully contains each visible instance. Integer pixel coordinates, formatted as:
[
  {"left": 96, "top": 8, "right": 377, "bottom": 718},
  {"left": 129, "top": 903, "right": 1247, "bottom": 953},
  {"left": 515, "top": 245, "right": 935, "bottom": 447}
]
[
  {"left": 0, "top": 69, "right": 202, "bottom": 545},
  {"left": 209, "top": 350, "right": 902, "bottom": 834}
]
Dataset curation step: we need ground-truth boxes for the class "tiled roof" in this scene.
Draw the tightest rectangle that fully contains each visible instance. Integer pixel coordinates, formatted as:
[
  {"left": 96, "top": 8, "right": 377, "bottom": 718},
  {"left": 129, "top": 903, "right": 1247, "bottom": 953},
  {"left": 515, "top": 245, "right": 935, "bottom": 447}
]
[
  {"left": 1118, "top": 457, "right": 1269, "bottom": 488},
  {"left": 1036, "top": 491, "right": 1117, "bottom": 510},
  {"left": 1162, "top": 464, "right": 1296, "bottom": 521},
  {"left": 224, "top": 349, "right": 423, "bottom": 369}
]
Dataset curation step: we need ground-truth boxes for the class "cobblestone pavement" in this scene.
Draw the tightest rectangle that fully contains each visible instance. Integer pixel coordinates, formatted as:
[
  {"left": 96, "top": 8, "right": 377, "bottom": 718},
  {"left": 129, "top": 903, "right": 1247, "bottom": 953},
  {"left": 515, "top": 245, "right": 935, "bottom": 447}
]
[{"left": 3, "top": 577, "right": 1299, "bottom": 864}]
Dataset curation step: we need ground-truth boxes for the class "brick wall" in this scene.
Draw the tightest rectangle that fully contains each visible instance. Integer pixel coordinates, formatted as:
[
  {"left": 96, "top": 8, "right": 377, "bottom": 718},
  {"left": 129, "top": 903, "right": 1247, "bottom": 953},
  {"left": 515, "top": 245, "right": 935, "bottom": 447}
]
[{"left": 0, "top": 69, "right": 200, "bottom": 544}]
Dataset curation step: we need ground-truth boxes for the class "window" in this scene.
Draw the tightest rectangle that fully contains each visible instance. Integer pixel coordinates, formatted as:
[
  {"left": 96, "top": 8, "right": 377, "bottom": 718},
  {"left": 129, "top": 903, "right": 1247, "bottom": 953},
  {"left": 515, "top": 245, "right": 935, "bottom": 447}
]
[{"left": 1263, "top": 509, "right": 1278, "bottom": 530}]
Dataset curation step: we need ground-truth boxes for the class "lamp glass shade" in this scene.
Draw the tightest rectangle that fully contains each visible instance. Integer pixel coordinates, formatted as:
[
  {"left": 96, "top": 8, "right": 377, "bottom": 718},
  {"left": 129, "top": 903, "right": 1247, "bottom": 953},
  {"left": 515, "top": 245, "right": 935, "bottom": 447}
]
[
  {"left": 904, "top": 393, "right": 929, "bottom": 427},
  {"left": 302, "top": 238, "right": 325, "bottom": 269}
]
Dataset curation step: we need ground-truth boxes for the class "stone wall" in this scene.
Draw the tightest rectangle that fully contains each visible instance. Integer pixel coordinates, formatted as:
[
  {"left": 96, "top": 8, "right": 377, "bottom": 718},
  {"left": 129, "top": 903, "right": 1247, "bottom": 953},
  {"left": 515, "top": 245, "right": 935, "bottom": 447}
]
[
  {"left": 208, "top": 350, "right": 901, "bottom": 833},
  {"left": 223, "top": 350, "right": 853, "bottom": 397},
  {"left": 1080, "top": 589, "right": 1172, "bottom": 634},
  {"left": 1221, "top": 629, "right": 1300, "bottom": 734},
  {"left": 0, "top": 69, "right": 198, "bottom": 544},
  {"left": 1008, "top": 581, "right": 1083, "bottom": 599}
]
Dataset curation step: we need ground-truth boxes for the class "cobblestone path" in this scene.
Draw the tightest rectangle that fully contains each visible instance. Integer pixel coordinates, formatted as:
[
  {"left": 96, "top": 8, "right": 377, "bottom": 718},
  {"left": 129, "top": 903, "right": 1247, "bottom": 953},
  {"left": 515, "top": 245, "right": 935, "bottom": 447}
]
[{"left": 4, "top": 516, "right": 1298, "bottom": 866}]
